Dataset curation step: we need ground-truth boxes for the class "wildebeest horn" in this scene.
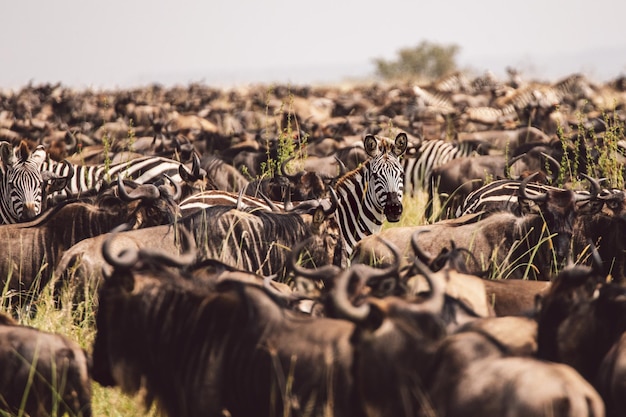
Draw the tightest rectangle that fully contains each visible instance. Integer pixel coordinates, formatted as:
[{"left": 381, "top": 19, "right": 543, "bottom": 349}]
[
  {"left": 334, "top": 155, "right": 348, "bottom": 178},
  {"left": 579, "top": 173, "right": 602, "bottom": 200},
  {"left": 163, "top": 174, "right": 182, "bottom": 201},
  {"left": 288, "top": 237, "right": 342, "bottom": 282},
  {"left": 102, "top": 223, "right": 138, "bottom": 269},
  {"left": 117, "top": 176, "right": 161, "bottom": 201},
  {"left": 64, "top": 129, "right": 78, "bottom": 150},
  {"left": 518, "top": 172, "right": 547, "bottom": 202},
  {"left": 257, "top": 190, "right": 281, "bottom": 212},
  {"left": 540, "top": 152, "right": 562, "bottom": 177},
  {"left": 408, "top": 255, "right": 447, "bottom": 315},
  {"left": 191, "top": 152, "right": 202, "bottom": 177},
  {"left": 411, "top": 229, "right": 435, "bottom": 264},
  {"left": 280, "top": 155, "right": 299, "bottom": 180},
  {"left": 236, "top": 188, "right": 246, "bottom": 210},
  {"left": 505, "top": 152, "right": 526, "bottom": 171},
  {"left": 262, "top": 275, "right": 311, "bottom": 306},
  {"left": 137, "top": 226, "right": 197, "bottom": 267},
  {"left": 332, "top": 269, "right": 371, "bottom": 323},
  {"left": 179, "top": 153, "right": 207, "bottom": 182},
  {"left": 331, "top": 237, "right": 400, "bottom": 323},
  {"left": 324, "top": 186, "right": 339, "bottom": 215}
]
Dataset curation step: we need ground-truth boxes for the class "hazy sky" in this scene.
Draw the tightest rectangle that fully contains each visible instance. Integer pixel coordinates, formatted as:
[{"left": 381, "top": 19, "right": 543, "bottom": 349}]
[{"left": 3, "top": 0, "right": 626, "bottom": 90}]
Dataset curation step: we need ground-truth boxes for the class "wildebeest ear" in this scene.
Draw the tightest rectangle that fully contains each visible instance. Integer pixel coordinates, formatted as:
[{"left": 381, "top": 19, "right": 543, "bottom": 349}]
[
  {"left": 394, "top": 133, "right": 408, "bottom": 156},
  {"left": 312, "top": 206, "right": 325, "bottom": 230},
  {"left": 0, "top": 141, "right": 13, "bottom": 174},
  {"left": 364, "top": 135, "right": 379, "bottom": 157}
]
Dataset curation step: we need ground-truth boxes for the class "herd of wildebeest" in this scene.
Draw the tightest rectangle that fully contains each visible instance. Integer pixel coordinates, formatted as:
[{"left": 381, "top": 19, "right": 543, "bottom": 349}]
[{"left": 1, "top": 69, "right": 626, "bottom": 416}]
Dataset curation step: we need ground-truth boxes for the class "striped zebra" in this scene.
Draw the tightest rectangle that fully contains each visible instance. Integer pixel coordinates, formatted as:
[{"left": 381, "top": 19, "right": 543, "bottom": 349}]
[
  {"left": 177, "top": 189, "right": 280, "bottom": 218},
  {"left": 403, "top": 138, "right": 488, "bottom": 197},
  {"left": 0, "top": 141, "right": 71, "bottom": 224},
  {"left": 456, "top": 174, "right": 603, "bottom": 218},
  {"left": 41, "top": 153, "right": 199, "bottom": 205},
  {"left": 335, "top": 132, "right": 407, "bottom": 257}
]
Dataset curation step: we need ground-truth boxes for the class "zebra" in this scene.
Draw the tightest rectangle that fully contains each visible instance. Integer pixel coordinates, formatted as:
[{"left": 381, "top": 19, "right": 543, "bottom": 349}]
[
  {"left": 403, "top": 137, "right": 489, "bottom": 198},
  {"left": 40, "top": 152, "right": 204, "bottom": 206},
  {"left": 335, "top": 132, "right": 407, "bottom": 257},
  {"left": 456, "top": 174, "right": 603, "bottom": 218},
  {"left": 0, "top": 141, "right": 71, "bottom": 224},
  {"left": 177, "top": 189, "right": 280, "bottom": 218}
]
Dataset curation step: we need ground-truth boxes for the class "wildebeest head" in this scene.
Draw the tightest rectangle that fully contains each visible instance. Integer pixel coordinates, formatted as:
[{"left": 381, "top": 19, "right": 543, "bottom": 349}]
[
  {"left": 95, "top": 176, "right": 179, "bottom": 229},
  {"left": 330, "top": 246, "right": 447, "bottom": 416},
  {"left": 535, "top": 249, "right": 620, "bottom": 381},
  {"left": 362, "top": 132, "right": 408, "bottom": 222},
  {"left": 517, "top": 173, "right": 599, "bottom": 270}
]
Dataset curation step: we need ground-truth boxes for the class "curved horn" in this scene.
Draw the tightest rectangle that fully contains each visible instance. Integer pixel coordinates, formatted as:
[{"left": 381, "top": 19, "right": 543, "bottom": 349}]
[
  {"left": 324, "top": 186, "right": 339, "bottom": 215},
  {"left": 518, "top": 172, "right": 547, "bottom": 202},
  {"left": 334, "top": 155, "right": 348, "bottom": 178},
  {"left": 102, "top": 223, "right": 138, "bottom": 269},
  {"left": 262, "top": 275, "right": 311, "bottom": 306},
  {"left": 280, "top": 155, "right": 299, "bottom": 180},
  {"left": 163, "top": 174, "right": 182, "bottom": 201},
  {"left": 257, "top": 190, "right": 281, "bottom": 212},
  {"left": 354, "top": 236, "right": 401, "bottom": 282},
  {"left": 288, "top": 238, "right": 342, "bottom": 282},
  {"left": 64, "top": 129, "right": 77, "bottom": 150},
  {"left": 408, "top": 256, "right": 446, "bottom": 315},
  {"left": 540, "top": 152, "right": 562, "bottom": 178},
  {"left": 579, "top": 173, "right": 602, "bottom": 199},
  {"left": 331, "top": 268, "right": 371, "bottom": 323},
  {"left": 191, "top": 152, "right": 202, "bottom": 177},
  {"left": 410, "top": 229, "right": 435, "bottom": 264},
  {"left": 118, "top": 176, "right": 161, "bottom": 201},
  {"left": 137, "top": 226, "right": 197, "bottom": 267}
]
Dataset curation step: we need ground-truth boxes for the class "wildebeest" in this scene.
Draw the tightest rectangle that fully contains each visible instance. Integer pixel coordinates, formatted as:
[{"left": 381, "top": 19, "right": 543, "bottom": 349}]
[
  {"left": 426, "top": 328, "right": 605, "bottom": 417},
  {"left": 0, "top": 178, "right": 176, "bottom": 310},
  {"left": 92, "top": 232, "right": 450, "bottom": 417},
  {"left": 92, "top": 240, "right": 359, "bottom": 417},
  {"left": 55, "top": 192, "right": 341, "bottom": 292},
  {"left": 354, "top": 175, "right": 597, "bottom": 279},
  {"left": 0, "top": 313, "right": 92, "bottom": 417}
]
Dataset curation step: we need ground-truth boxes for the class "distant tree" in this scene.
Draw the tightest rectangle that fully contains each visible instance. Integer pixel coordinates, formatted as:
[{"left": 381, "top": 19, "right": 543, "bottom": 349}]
[{"left": 374, "top": 40, "right": 460, "bottom": 81}]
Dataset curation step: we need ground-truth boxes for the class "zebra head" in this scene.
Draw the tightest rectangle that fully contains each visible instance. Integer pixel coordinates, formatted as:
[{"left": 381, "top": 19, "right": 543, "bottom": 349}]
[
  {"left": 0, "top": 141, "right": 47, "bottom": 222},
  {"left": 363, "top": 133, "right": 408, "bottom": 222}
]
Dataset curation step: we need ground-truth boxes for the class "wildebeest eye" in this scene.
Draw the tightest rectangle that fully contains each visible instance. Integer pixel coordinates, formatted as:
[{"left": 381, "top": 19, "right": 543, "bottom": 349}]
[{"left": 608, "top": 200, "right": 621, "bottom": 210}]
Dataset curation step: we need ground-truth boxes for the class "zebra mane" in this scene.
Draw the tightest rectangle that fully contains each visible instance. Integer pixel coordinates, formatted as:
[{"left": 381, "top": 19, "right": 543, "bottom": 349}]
[{"left": 334, "top": 158, "right": 370, "bottom": 190}]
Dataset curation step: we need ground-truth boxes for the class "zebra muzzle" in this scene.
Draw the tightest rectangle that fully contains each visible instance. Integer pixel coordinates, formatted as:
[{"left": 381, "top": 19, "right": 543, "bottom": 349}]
[
  {"left": 384, "top": 193, "right": 403, "bottom": 222},
  {"left": 21, "top": 202, "right": 39, "bottom": 220}
]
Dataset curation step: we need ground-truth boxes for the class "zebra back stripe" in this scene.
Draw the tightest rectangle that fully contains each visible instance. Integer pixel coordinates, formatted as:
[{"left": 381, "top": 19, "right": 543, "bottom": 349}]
[
  {"left": 457, "top": 179, "right": 562, "bottom": 217},
  {"left": 178, "top": 190, "right": 276, "bottom": 218},
  {"left": 42, "top": 155, "right": 184, "bottom": 200},
  {"left": 404, "top": 139, "right": 482, "bottom": 196}
]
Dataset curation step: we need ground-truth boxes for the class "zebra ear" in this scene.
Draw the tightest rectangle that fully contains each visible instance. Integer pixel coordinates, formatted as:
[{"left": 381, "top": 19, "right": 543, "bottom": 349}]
[
  {"left": 393, "top": 133, "right": 408, "bottom": 156},
  {"left": 16, "top": 140, "right": 31, "bottom": 163},
  {"left": 364, "top": 135, "right": 379, "bottom": 157}
]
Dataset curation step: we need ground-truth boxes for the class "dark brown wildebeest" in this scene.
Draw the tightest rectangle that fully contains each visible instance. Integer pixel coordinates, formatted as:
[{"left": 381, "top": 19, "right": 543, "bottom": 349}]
[
  {"left": 92, "top": 233, "right": 450, "bottom": 417},
  {"left": 425, "top": 328, "right": 605, "bottom": 417},
  {"left": 92, "top": 239, "right": 358, "bottom": 417},
  {"left": 0, "top": 313, "right": 92, "bottom": 417},
  {"left": 354, "top": 174, "right": 597, "bottom": 280},
  {"left": 0, "top": 177, "right": 176, "bottom": 310}
]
